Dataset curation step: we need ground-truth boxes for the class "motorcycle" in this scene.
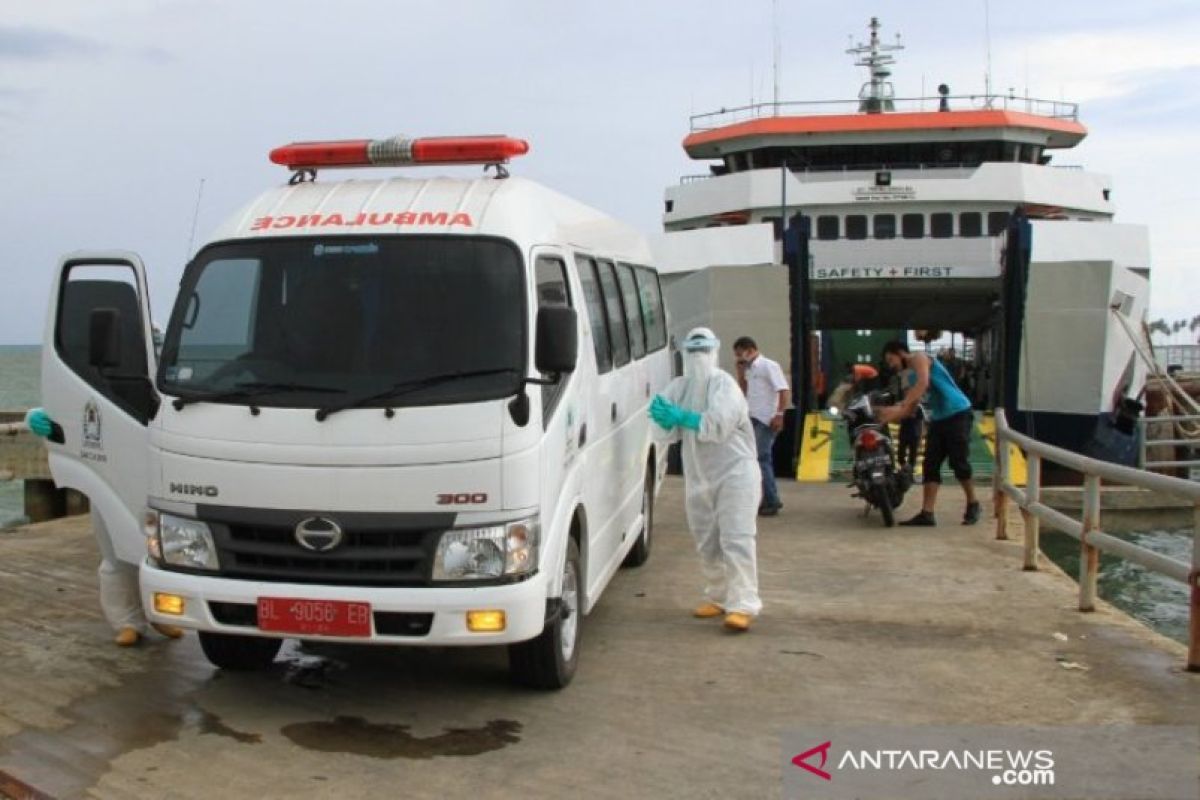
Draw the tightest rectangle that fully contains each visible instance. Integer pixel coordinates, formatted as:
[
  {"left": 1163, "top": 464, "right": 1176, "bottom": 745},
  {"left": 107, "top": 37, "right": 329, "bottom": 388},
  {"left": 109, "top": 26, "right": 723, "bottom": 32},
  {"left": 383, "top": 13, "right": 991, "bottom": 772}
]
[{"left": 829, "top": 384, "right": 912, "bottom": 527}]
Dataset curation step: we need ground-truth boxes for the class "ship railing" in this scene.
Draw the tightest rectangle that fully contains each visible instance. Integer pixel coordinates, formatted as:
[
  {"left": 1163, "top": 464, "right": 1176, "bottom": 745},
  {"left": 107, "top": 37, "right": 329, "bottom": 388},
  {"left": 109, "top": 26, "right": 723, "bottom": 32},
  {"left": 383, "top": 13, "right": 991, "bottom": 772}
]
[
  {"left": 690, "top": 94, "right": 1080, "bottom": 131},
  {"left": 1138, "top": 413, "right": 1200, "bottom": 475},
  {"left": 677, "top": 161, "right": 1075, "bottom": 185},
  {"left": 992, "top": 408, "right": 1200, "bottom": 673}
]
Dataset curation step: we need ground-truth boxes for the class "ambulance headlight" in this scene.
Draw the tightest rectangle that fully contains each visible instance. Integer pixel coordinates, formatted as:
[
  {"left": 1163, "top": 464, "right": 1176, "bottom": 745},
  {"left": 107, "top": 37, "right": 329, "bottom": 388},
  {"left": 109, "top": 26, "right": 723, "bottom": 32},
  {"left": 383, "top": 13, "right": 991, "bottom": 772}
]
[
  {"left": 158, "top": 513, "right": 219, "bottom": 571},
  {"left": 433, "top": 516, "right": 539, "bottom": 581}
]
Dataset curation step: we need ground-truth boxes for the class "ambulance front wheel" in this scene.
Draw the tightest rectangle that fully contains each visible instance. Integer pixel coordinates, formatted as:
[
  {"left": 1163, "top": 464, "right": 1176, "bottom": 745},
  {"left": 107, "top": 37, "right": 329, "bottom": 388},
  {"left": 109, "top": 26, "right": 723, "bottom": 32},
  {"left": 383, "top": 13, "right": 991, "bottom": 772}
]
[
  {"left": 198, "top": 630, "right": 283, "bottom": 671},
  {"left": 507, "top": 537, "right": 581, "bottom": 690}
]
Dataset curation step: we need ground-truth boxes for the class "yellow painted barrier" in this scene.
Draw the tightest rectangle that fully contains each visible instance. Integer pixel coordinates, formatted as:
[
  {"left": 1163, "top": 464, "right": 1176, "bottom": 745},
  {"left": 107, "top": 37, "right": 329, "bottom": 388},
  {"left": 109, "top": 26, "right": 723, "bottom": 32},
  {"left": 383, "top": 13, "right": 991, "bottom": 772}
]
[
  {"left": 797, "top": 412, "right": 835, "bottom": 483},
  {"left": 978, "top": 413, "right": 1027, "bottom": 486}
]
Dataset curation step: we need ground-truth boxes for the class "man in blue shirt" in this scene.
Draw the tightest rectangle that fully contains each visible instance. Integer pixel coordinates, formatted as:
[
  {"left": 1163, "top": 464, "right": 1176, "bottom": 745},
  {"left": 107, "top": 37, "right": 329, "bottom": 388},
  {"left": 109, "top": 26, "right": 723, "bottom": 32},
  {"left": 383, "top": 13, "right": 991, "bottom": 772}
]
[{"left": 877, "top": 340, "right": 980, "bottom": 526}]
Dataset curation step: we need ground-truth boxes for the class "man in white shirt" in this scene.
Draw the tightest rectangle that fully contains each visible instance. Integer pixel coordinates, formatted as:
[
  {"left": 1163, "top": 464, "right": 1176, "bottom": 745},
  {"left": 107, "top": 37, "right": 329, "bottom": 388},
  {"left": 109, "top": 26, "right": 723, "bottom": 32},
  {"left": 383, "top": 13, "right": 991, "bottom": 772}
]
[{"left": 733, "top": 336, "right": 791, "bottom": 516}]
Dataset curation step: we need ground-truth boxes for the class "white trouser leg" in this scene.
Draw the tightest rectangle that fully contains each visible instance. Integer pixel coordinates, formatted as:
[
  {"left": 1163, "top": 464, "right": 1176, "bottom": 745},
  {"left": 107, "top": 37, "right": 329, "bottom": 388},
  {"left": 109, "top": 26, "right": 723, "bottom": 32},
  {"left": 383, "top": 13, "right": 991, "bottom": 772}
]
[
  {"left": 714, "top": 473, "right": 763, "bottom": 616},
  {"left": 684, "top": 485, "right": 728, "bottom": 607},
  {"left": 92, "top": 511, "right": 147, "bottom": 633}
]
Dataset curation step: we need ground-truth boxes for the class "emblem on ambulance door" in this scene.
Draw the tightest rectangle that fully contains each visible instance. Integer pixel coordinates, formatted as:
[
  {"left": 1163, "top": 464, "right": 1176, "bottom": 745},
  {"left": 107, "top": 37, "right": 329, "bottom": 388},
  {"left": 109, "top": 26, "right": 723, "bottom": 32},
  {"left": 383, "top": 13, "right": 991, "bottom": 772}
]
[{"left": 82, "top": 401, "right": 103, "bottom": 450}]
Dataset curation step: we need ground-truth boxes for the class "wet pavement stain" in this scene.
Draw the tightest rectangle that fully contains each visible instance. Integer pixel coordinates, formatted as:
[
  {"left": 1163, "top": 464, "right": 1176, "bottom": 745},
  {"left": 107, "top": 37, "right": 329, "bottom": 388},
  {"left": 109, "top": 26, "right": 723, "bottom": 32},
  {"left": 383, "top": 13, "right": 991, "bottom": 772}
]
[
  {"left": 281, "top": 717, "right": 522, "bottom": 759},
  {"left": 194, "top": 710, "right": 262, "bottom": 744}
]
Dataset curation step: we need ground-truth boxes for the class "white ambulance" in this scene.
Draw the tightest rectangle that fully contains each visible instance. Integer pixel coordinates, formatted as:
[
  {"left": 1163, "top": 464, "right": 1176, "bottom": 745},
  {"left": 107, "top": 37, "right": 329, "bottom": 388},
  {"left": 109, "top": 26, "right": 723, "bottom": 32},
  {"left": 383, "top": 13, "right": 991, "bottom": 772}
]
[{"left": 40, "top": 135, "right": 671, "bottom": 689}]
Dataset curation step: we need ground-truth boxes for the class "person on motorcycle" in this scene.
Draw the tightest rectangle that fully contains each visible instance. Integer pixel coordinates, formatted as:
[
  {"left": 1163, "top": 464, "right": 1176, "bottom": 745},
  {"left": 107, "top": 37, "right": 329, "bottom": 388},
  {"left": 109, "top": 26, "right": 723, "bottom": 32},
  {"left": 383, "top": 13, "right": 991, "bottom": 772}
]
[
  {"left": 648, "top": 327, "right": 762, "bottom": 631},
  {"left": 876, "top": 340, "right": 981, "bottom": 526}
]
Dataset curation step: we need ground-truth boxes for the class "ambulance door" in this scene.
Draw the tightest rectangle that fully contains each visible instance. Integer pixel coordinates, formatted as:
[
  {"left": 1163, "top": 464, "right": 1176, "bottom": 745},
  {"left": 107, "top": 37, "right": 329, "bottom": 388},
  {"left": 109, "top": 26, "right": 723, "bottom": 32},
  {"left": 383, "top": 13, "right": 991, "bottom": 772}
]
[
  {"left": 573, "top": 255, "right": 623, "bottom": 584},
  {"left": 602, "top": 261, "right": 649, "bottom": 537},
  {"left": 39, "top": 252, "right": 158, "bottom": 563},
  {"left": 614, "top": 260, "right": 651, "bottom": 471},
  {"left": 592, "top": 259, "right": 637, "bottom": 571},
  {"left": 532, "top": 251, "right": 581, "bottom": 547}
]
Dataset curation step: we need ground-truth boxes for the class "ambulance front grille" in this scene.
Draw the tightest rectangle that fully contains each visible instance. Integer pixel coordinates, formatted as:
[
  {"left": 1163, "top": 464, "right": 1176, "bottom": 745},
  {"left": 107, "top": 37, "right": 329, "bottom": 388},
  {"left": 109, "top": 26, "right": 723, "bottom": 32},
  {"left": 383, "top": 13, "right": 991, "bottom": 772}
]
[{"left": 211, "top": 522, "right": 441, "bottom": 587}]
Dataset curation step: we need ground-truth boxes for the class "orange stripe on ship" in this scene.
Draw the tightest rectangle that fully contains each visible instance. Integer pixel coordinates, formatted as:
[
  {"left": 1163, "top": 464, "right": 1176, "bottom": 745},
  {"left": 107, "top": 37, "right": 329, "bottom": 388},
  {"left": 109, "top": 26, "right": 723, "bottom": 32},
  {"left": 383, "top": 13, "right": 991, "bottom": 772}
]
[{"left": 684, "top": 110, "right": 1087, "bottom": 150}]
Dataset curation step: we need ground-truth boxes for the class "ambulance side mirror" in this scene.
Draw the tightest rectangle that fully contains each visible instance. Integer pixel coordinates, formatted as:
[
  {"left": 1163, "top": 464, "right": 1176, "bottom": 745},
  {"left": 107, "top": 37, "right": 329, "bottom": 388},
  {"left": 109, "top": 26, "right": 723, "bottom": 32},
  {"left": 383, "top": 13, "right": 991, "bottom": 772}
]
[
  {"left": 88, "top": 308, "right": 123, "bottom": 369},
  {"left": 535, "top": 306, "right": 578, "bottom": 376}
]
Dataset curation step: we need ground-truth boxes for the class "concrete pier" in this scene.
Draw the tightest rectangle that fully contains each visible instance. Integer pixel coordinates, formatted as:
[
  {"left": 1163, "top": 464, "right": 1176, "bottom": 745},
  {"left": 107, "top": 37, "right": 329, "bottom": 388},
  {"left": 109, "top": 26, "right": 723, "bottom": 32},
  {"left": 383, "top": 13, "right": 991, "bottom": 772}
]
[
  {"left": 0, "top": 478, "right": 1196, "bottom": 799},
  {"left": 0, "top": 413, "right": 87, "bottom": 524}
]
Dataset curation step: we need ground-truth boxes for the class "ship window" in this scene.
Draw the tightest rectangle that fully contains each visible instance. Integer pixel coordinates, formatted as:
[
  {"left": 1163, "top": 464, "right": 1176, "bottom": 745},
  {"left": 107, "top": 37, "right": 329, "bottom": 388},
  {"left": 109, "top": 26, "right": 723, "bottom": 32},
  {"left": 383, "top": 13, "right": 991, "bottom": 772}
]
[
  {"left": 930, "top": 213, "right": 953, "bottom": 239},
  {"left": 816, "top": 215, "right": 839, "bottom": 240},
  {"left": 959, "top": 212, "right": 983, "bottom": 238},
  {"left": 987, "top": 211, "right": 1011, "bottom": 236},
  {"left": 873, "top": 214, "right": 896, "bottom": 240},
  {"left": 762, "top": 216, "right": 783, "bottom": 240},
  {"left": 902, "top": 213, "right": 924, "bottom": 239},
  {"left": 845, "top": 215, "right": 868, "bottom": 240}
]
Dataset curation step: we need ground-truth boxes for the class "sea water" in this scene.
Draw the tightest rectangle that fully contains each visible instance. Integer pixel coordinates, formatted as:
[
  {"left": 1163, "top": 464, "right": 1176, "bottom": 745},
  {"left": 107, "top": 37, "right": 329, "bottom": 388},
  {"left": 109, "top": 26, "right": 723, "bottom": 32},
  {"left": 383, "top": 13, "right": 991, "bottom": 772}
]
[{"left": 0, "top": 345, "right": 40, "bottom": 527}]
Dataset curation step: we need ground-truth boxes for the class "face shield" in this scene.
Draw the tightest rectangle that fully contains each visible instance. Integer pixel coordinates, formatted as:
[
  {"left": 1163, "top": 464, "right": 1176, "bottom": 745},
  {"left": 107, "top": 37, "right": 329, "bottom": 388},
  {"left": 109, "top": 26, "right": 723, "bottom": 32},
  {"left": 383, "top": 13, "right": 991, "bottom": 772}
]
[{"left": 682, "top": 327, "right": 720, "bottom": 378}]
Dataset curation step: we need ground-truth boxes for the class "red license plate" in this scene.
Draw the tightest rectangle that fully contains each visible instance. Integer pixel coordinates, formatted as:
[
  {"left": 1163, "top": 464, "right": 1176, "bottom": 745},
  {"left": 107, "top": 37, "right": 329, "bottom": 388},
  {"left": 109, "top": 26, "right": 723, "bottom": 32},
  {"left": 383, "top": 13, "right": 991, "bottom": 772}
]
[{"left": 257, "top": 597, "right": 372, "bottom": 637}]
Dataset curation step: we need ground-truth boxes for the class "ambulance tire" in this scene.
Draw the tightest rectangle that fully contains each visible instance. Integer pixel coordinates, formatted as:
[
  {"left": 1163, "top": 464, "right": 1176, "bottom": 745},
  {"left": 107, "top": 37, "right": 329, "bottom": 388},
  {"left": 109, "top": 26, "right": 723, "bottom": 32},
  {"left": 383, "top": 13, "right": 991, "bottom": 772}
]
[
  {"left": 621, "top": 465, "right": 655, "bottom": 568},
  {"left": 508, "top": 538, "right": 581, "bottom": 690},
  {"left": 198, "top": 631, "right": 283, "bottom": 671}
]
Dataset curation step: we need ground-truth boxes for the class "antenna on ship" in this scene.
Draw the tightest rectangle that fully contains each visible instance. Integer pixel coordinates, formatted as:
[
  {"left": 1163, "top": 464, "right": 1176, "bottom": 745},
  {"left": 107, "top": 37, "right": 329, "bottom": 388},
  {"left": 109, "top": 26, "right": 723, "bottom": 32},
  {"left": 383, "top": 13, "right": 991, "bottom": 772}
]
[
  {"left": 984, "top": 0, "right": 994, "bottom": 106},
  {"left": 847, "top": 17, "right": 904, "bottom": 114},
  {"left": 772, "top": 0, "right": 781, "bottom": 115}
]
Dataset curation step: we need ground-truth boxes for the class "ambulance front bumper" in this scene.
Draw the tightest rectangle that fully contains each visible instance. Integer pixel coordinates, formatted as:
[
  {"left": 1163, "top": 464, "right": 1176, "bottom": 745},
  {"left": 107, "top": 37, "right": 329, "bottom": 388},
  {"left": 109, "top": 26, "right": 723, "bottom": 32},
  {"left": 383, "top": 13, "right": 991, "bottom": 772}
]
[{"left": 140, "top": 561, "right": 549, "bottom": 646}]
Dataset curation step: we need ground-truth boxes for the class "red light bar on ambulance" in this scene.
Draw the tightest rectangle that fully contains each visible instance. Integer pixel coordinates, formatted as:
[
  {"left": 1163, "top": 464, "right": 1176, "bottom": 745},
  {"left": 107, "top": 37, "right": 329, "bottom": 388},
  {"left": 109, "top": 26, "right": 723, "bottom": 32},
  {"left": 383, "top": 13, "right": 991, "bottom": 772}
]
[{"left": 269, "top": 135, "right": 529, "bottom": 170}]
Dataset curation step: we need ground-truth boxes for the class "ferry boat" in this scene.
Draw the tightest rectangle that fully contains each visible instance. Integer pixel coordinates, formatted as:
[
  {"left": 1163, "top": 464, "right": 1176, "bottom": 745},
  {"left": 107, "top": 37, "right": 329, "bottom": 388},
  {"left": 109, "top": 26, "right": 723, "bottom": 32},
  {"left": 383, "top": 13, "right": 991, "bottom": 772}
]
[{"left": 652, "top": 17, "right": 1151, "bottom": 470}]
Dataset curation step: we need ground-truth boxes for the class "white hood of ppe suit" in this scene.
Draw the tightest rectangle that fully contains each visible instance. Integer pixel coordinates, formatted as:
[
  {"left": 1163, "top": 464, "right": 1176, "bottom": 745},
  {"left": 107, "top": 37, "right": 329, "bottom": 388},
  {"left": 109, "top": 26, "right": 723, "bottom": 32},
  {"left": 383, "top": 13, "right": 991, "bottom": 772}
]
[{"left": 656, "top": 335, "right": 758, "bottom": 491}]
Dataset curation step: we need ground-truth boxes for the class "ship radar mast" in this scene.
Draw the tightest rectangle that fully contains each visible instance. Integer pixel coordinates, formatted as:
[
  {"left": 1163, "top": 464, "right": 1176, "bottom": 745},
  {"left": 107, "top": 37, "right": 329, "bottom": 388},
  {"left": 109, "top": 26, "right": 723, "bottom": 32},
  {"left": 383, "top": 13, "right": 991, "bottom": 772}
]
[{"left": 846, "top": 17, "right": 904, "bottom": 114}]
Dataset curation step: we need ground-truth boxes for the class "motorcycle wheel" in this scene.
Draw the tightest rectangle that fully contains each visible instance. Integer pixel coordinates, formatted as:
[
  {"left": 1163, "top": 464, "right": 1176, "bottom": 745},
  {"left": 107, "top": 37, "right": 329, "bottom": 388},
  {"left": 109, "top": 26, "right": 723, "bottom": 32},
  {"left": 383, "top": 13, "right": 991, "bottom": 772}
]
[{"left": 877, "top": 484, "right": 896, "bottom": 527}]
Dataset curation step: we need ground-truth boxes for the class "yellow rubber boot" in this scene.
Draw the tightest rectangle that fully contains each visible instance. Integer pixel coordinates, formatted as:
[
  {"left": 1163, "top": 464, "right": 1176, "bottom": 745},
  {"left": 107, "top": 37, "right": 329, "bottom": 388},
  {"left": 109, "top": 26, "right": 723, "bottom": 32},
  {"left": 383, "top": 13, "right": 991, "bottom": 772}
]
[
  {"left": 723, "top": 612, "right": 752, "bottom": 632},
  {"left": 114, "top": 627, "right": 141, "bottom": 646},
  {"left": 151, "top": 623, "right": 185, "bottom": 639},
  {"left": 692, "top": 602, "right": 724, "bottom": 619}
]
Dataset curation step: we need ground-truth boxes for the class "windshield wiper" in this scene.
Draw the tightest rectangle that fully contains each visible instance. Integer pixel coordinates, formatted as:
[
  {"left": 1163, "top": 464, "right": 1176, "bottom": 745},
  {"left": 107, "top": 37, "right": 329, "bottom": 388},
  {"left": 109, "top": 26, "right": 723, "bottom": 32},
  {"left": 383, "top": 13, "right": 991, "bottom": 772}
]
[
  {"left": 171, "top": 381, "right": 347, "bottom": 410},
  {"left": 314, "top": 368, "right": 520, "bottom": 421}
]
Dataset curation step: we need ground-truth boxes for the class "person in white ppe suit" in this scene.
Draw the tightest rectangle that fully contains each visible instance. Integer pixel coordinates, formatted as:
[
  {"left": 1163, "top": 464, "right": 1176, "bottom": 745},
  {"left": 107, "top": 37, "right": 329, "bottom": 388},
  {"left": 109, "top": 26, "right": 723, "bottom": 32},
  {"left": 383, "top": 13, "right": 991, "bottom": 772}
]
[
  {"left": 25, "top": 407, "right": 183, "bottom": 647},
  {"left": 649, "top": 327, "right": 763, "bottom": 631}
]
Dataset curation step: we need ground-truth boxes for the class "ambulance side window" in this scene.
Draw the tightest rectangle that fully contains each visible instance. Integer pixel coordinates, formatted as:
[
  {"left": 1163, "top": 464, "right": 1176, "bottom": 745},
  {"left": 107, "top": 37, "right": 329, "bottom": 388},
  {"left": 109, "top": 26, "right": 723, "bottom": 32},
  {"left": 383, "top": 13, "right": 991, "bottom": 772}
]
[
  {"left": 596, "top": 260, "right": 630, "bottom": 369},
  {"left": 615, "top": 263, "right": 646, "bottom": 359},
  {"left": 535, "top": 255, "right": 573, "bottom": 422},
  {"left": 55, "top": 264, "right": 155, "bottom": 424},
  {"left": 633, "top": 266, "right": 667, "bottom": 352},
  {"left": 575, "top": 255, "right": 612, "bottom": 374}
]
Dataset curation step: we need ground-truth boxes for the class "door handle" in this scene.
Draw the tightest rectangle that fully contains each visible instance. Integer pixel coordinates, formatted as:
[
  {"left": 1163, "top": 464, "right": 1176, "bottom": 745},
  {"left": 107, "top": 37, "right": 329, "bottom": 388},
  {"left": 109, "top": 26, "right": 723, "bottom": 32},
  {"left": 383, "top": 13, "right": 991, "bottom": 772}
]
[
  {"left": 579, "top": 423, "right": 587, "bottom": 447},
  {"left": 645, "top": 382, "right": 650, "bottom": 398},
  {"left": 610, "top": 402, "right": 618, "bottom": 423}
]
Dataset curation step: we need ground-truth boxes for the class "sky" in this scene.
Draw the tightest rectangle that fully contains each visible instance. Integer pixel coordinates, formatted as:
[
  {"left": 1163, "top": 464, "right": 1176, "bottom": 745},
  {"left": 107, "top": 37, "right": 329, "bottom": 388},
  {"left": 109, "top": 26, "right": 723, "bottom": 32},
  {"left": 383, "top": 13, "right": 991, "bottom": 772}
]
[{"left": 1, "top": 0, "right": 1198, "bottom": 344}]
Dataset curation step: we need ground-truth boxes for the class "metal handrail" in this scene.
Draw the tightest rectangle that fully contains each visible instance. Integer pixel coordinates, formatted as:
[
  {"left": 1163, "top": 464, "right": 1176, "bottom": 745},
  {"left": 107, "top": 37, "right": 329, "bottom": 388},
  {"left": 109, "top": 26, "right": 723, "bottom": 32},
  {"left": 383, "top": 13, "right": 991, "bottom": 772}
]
[
  {"left": 689, "top": 94, "right": 1080, "bottom": 131},
  {"left": 992, "top": 408, "right": 1199, "bottom": 672},
  {"left": 1138, "top": 413, "right": 1200, "bottom": 472}
]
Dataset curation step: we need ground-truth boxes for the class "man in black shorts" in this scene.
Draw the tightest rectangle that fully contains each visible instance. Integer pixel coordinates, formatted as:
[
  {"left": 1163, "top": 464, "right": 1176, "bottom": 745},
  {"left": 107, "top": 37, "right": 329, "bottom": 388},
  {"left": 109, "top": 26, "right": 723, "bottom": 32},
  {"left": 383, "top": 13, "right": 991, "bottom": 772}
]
[{"left": 877, "top": 341, "right": 980, "bottom": 526}]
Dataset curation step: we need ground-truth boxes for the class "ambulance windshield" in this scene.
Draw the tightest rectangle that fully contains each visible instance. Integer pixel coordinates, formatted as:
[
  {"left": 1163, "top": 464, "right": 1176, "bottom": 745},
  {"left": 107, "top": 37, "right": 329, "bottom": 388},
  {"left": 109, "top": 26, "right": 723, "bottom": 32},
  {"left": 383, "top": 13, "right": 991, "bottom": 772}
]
[{"left": 158, "top": 236, "right": 525, "bottom": 408}]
